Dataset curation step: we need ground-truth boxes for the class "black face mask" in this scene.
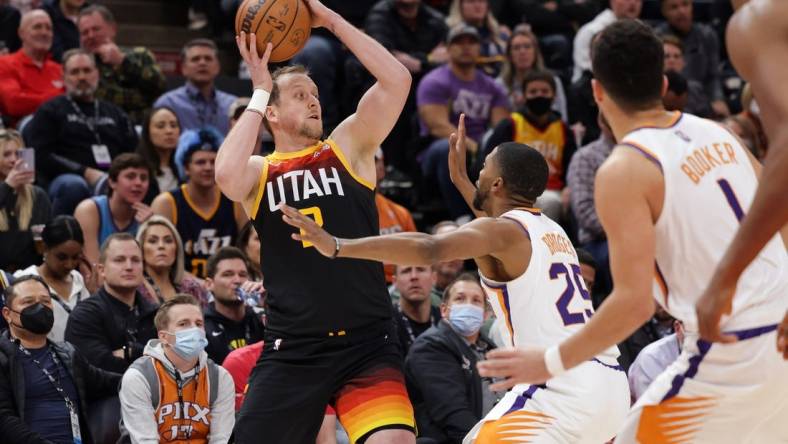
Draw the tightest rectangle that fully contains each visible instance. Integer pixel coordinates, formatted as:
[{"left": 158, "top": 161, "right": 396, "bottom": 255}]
[
  {"left": 12, "top": 303, "right": 54, "bottom": 335},
  {"left": 525, "top": 96, "right": 553, "bottom": 116}
]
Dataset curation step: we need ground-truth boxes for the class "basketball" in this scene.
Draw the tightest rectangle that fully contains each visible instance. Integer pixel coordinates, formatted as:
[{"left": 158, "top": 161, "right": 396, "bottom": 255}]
[{"left": 235, "top": 0, "right": 312, "bottom": 63}]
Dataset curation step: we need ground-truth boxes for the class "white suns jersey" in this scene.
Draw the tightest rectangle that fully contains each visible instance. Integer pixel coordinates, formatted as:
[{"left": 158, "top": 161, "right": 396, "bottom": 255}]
[
  {"left": 481, "top": 208, "right": 619, "bottom": 365},
  {"left": 622, "top": 112, "right": 788, "bottom": 332}
]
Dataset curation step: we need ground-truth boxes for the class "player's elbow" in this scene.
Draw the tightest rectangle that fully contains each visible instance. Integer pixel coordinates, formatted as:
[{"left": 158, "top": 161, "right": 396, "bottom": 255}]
[
  {"left": 418, "top": 237, "right": 442, "bottom": 266},
  {"left": 384, "top": 64, "right": 411, "bottom": 96},
  {"left": 214, "top": 172, "right": 244, "bottom": 202},
  {"left": 630, "top": 295, "right": 657, "bottom": 326}
]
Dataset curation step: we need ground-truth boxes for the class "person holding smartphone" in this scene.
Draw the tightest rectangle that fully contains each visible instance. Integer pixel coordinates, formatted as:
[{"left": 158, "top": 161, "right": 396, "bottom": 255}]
[{"left": 0, "top": 129, "right": 52, "bottom": 271}]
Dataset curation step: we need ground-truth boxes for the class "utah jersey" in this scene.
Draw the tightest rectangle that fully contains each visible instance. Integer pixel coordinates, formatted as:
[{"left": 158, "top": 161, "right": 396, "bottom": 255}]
[
  {"left": 622, "top": 112, "right": 788, "bottom": 331},
  {"left": 248, "top": 140, "right": 391, "bottom": 337},
  {"left": 167, "top": 185, "right": 237, "bottom": 278},
  {"left": 481, "top": 208, "right": 620, "bottom": 365}
]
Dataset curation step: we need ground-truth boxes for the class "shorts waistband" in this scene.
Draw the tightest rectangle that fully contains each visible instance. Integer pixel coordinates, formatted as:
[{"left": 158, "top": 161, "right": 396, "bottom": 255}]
[
  {"left": 591, "top": 358, "right": 624, "bottom": 372},
  {"left": 722, "top": 323, "right": 778, "bottom": 341},
  {"left": 265, "top": 319, "right": 393, "bottom": 341}
]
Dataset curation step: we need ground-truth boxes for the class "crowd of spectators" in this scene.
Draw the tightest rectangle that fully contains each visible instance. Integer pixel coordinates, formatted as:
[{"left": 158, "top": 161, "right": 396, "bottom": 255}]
[{"left": 0, "top": 0, "right": 765, "bottom": 442}]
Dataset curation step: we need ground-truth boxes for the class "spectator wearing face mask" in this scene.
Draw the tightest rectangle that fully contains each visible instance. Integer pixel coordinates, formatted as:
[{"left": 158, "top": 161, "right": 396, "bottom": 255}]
[
  {"left": 118, "top": 294, "right": 235, "bottom": 443},
  {"left": 404, "top": 273, "right": 496, "bottom": 443},
  {"left": 482, "top": 69, "right": 575, "bottom": 221},
  {"left": 0, "top": 274, "right": 121, "bottom": 444}
]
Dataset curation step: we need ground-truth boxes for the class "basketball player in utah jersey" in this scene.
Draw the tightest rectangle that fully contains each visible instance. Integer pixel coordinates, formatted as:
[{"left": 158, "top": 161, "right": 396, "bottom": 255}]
[
  {"left": 215, "top": 0, "right": 415, "bottom": 443},
  {"left": 477, "top": 20, "right": 788, "bottom": 443},
  {"left": 696, "top": 0, "right": 788, "bottom": 356},
  {"left": 280, "top": 115, "right": 630, "bottom": 443}
]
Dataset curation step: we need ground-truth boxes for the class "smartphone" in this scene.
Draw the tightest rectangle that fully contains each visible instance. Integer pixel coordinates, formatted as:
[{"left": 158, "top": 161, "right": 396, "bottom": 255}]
[{"left": 18, "top": 148, "right": 34, "bottom": 173}]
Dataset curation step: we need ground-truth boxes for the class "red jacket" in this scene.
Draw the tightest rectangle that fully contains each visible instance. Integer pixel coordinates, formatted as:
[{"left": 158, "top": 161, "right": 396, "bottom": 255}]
[{"left": 0, "top": 49, "right": 63, "bottom": 125}]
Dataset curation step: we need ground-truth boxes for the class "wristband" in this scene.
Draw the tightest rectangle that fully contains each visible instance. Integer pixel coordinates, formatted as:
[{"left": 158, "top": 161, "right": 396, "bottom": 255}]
[
  {"left": 330, "top": 237, "right": 341, "bottom": 259},
  {"left": 247, "top": 88, "right": 270, "bottom": 114},
  {"left": 544, "top": 345, "right": 566, "bottom": 377}
]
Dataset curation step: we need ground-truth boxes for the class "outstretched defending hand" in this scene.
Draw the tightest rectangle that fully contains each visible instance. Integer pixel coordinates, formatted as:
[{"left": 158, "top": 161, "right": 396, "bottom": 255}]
[
  {"left": 281, "top": 205, "right": 337, "bottom": 257},
  {"left": 695, "top": 280, "right": 738, "bottom": 345},
  {"left": 235, "top": 31, "right": 273, "bottom": 92},
  {"left": 448, "top": 113, "right": 471, "bottom": 188},
  {"left": 477, "top": 347, "right": 551, "bottom": 391}
]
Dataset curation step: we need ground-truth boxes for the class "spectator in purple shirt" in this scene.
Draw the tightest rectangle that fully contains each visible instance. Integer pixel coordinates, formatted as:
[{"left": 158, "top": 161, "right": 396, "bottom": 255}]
[{"left": 417, "top": 24, "right": 509, "bottom": 218}]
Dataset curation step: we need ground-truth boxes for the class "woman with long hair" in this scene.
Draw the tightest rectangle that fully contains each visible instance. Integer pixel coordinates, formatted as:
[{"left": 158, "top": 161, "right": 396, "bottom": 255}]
[
  {"left": 136, "top": 106, "right": 182, "bottom": 202},
  {"left": 235, "top": 221, "right": 262, "bottom": 281},
  {"left": 136, "top": 215, "right": 209, "bottom": 307},
  {"left": 14, "top": 215, "right": 93, "bottom": 342},
  {"left": 0, "top": 128, "right": 51, "bottom": 270},
  {"left": 498, "top": 25, "right": 568, "bottom": 121},
  {"left": 446, "top": 0, "right": 508, "bottom": 77}
]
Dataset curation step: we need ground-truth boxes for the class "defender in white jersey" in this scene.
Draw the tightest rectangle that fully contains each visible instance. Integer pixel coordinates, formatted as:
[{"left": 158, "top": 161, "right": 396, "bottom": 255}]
[
  {"left": 478, "top": 20, "right": 788, "bottom": 443},
  {"left": 278, "top": 118, "right": 630, "bottom": 444}
]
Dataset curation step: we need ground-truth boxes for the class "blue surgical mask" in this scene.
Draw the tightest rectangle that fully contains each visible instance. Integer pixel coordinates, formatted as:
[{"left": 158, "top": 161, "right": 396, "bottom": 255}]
[
  {"left": 448, "top": 304, "right": 484, "bottom": 337},
  {"left": 166, "top": 327, "right": 208, "bottom": 359}
]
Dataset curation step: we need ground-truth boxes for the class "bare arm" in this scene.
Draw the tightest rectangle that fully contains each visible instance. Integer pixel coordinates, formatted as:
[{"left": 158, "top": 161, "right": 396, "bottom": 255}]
[
  {"left": 490, "top": 106, "right": 510, "bottom": 128},
  {"left": 697, "top": 119, "right": 788, "bottom": 342},
  {"left": 214, "top": 35, "right": 272, "bottom": 202},
  {"left": 74, "top": 200, "right": 100, "bottom": 265},
  {"left": 448, "top": 114, "right": 486, "bottom": 218},
  {"left": 419, "top": 104, "right": 457, "bottom": 140},
  {"left": 557, "top": 149, "right": 659, "bottom": 368},
  {"left": 280, "top": 204, "right": 522, "bottom": 265},
  {"left": 151, "top": 193, "right": 175, "bottom": 222},
  {"left": 478, "top": 148, "right": 658, "bottom": 388},
  {"left": 316, "top": 0, "right": 411, "bottom": 158}
]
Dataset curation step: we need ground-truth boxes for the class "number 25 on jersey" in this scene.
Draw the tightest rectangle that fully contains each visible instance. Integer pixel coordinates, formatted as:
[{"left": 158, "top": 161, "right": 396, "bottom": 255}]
[{"left": 551, "top": 262, "right": 594, "bottom": 326}]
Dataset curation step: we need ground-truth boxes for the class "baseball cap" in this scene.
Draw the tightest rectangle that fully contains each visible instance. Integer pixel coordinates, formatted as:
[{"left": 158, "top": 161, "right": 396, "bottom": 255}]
[{"left": 446, "top": 24, "right": 481, "bottom": 45}]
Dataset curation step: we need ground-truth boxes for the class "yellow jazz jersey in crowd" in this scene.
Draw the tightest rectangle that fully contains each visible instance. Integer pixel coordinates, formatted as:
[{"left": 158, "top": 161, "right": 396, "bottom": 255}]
[
  {"left": 466, "top": 208, "right": 629, "bottom": 444},
  {"left": 167, "top": 185, "right": 237, "bottom": 278},
  {"left": 614, "top": 112, "right": 788, "bottom": 443}
]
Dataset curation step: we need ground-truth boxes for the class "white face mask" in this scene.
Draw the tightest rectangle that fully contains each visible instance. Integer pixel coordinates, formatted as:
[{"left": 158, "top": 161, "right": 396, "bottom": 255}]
[
  {"left": 164, "top": 327, "right": 208, "bottom": 359},
  {"left": 448, "top": 304, "right": 484, "bottom": 336}
]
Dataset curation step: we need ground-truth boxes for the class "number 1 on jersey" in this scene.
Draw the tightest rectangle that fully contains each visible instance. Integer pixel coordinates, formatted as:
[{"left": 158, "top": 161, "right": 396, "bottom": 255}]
[
  {"left": 717, "top": 178, "right": 745, "bottom": 221},
  {"left": 298, "top": 206, "right": 324, "bottom": 248}
]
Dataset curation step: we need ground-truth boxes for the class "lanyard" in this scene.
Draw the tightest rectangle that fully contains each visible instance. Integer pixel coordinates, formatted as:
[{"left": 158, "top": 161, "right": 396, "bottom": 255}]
[
  {"left": 171, "top": 359, "right": 200, "bottom": 440},
  {"left": 50, "top": 286, "right": 82, "bottom": 314},
  {"left": 17, "top": 343, "right": 77, "bottom": 413},
  {"left": 398, "top": 306, "right": 437, "bottom": 346},
  {"left": 67, "top": 97, "right": 102, "bottom": 145}
]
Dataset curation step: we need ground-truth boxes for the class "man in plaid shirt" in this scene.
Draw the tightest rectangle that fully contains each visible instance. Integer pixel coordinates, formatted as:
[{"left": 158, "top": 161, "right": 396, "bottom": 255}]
[
  {"left": 77, "top": 5, "right": 165, "bottom": 124},
  {"left": 567, "top": 112, "right": 615, "bottom": 296}
]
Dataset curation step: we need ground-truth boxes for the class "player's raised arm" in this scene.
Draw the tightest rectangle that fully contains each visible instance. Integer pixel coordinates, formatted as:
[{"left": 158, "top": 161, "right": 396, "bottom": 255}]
[
  {"left": 280, "top": 204, "right": 526, "bottom": 266},
  {"left": 448, "top": 114, "right": 486, "bottom": 219},
  {"left": 215, "top": 33, "right": 272, "bottom": 203},
  {"left": 303, "top": 0, "right": 411, "bottom": 157}
]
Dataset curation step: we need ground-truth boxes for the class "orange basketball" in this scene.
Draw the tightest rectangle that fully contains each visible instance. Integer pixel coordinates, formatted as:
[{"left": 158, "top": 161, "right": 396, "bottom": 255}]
[{"left": 235, "top": 0, "right": 312, "bottom": 63}]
